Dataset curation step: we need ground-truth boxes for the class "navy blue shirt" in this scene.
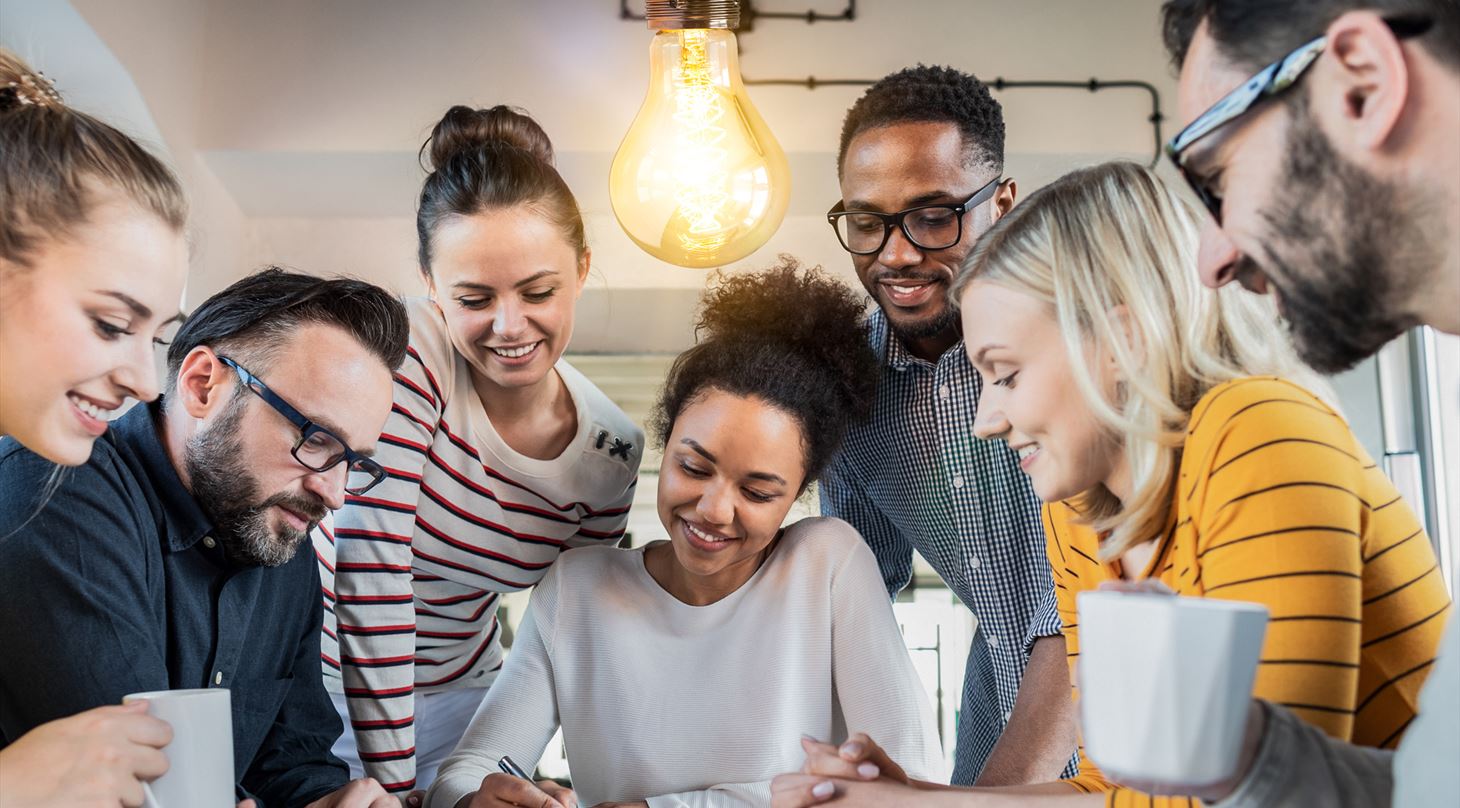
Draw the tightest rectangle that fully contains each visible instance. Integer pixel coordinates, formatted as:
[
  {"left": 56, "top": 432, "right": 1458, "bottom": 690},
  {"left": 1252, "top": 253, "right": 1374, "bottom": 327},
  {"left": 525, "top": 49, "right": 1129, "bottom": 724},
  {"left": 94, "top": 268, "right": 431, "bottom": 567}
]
[{"left": 0, "top": 402, "right": 347, "bottom": 807}]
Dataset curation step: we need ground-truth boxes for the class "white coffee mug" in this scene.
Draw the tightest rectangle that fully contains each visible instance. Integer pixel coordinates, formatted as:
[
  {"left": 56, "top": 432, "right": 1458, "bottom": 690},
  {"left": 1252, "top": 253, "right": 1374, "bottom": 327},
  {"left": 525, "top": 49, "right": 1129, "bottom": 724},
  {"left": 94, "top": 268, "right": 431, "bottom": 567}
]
[
  {"left": 123, "top": 688, "right": 235, "bottom": 808},
  {"left": 1077, "top": 591, "right": 1268, "bottom": 787}
]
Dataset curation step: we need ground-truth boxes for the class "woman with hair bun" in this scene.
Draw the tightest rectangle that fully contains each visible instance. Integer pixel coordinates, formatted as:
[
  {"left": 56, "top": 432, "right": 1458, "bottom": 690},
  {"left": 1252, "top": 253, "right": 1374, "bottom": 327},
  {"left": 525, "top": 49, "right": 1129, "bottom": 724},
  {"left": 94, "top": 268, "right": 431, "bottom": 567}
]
[
  {"left": 426, "top": 259, "right": 946, "bottom": 808},
  {"left": 320, "top": 105, "right": 644, "bottom": 794},
  {"left": 0, "top": 49, "right": 191, "bottom": 808}
]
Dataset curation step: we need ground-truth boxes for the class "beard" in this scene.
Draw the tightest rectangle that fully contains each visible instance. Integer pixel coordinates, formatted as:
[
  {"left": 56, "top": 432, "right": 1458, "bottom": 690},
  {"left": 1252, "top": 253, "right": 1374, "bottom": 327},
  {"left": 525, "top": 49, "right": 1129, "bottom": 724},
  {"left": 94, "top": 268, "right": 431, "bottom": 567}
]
[
  {"left": 1254, "top": 98, "right": 1432, "bottom": 373},
  {"left": 861, "top": 269, "right": 961, "bottom": 344},
  {"left": 185, "top": 396, "right": 328, "bottom": 568},
  {"left": 885, "top": 299, "right": 961, "bottom": 342}
]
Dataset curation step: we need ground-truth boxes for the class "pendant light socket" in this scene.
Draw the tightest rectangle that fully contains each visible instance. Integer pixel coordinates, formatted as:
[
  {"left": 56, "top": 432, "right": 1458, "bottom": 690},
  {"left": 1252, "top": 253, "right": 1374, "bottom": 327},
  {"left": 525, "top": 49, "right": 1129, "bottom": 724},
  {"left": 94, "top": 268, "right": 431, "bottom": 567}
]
[{"left": 643, "top": 0, "right": 740, "bottom": 30}]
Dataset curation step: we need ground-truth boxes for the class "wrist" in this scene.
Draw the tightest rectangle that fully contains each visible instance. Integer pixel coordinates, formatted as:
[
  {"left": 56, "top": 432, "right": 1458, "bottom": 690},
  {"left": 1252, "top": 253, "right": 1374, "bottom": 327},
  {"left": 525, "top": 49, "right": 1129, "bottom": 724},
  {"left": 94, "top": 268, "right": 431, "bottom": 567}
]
[{"left": 1200, "top": 699, "right": 1270, "bottom": 804}]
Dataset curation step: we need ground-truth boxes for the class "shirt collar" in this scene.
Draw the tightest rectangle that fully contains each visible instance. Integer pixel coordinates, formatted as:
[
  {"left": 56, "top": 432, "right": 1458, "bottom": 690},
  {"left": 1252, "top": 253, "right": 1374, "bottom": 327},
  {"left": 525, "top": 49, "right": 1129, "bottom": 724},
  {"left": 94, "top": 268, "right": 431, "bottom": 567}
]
[
  {"left": 111, "top": 400, "right": 215, "bottom": 552},
  {"left": 869, "top": 307, "right": 968, "bottom": 372}
]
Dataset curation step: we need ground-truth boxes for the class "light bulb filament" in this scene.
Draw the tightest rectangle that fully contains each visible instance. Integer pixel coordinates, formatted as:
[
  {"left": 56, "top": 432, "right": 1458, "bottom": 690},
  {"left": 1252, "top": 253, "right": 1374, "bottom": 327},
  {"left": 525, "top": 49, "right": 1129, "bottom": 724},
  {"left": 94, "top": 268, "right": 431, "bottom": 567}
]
[{"left": 670, "top": 29, "right": 734, "bottom": 256}]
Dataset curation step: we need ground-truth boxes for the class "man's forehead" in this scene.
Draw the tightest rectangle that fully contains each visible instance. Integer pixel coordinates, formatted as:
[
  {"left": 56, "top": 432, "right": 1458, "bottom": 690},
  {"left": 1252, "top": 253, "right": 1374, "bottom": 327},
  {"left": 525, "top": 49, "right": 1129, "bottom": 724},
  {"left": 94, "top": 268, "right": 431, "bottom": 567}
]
[
  {"left": 1177, "top": 20, "right": 1254, "bottom": 129},
  {"left": 840, "top": 122, "right": 987, "bottom": 206}
]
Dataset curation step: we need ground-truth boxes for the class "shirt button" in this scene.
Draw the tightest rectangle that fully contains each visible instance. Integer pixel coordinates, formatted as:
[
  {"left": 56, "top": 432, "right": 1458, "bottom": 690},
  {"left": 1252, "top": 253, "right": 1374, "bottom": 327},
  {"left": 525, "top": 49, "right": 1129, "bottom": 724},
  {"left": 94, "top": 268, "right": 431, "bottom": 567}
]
[
  {"left": 214, "top": 671, "right": 223, "bottom": 685},
  {"left": 987, "top": 635, "right": 1001, "bottom": 648},
  {"left": 203, "top": 536, "right": 216, "bottom": 549},
  {"left": 939, "top": 384, "right": 950, "bottom": 400},
  {"left": 969, "top": 556, "right": 981, "bottom": 571},
  {"left": 952, "top": 474, "right": 965, "bottom": 489},
  {"left": 1004, "top": 710, "right": 1013, "bottom": 722}
]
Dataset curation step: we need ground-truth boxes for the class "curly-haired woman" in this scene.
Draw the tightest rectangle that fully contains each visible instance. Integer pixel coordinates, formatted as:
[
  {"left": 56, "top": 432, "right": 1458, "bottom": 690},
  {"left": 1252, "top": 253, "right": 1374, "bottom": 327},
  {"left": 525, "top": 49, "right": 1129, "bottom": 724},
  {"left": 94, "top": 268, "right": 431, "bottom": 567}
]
[{"left": 426, "top": 260, "right": 947, "bottom": 808}]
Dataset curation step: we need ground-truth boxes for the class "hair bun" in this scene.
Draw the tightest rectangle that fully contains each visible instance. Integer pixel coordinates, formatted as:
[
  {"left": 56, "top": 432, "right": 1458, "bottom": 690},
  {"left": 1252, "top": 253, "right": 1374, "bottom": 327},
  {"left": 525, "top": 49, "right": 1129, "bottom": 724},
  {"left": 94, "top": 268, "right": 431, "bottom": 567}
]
[
  {"left": 0, "top": 50, "right": 64, "bottom": 114},
  {"left": 423, "top": 105, "right": 555, "bottom": 171}
]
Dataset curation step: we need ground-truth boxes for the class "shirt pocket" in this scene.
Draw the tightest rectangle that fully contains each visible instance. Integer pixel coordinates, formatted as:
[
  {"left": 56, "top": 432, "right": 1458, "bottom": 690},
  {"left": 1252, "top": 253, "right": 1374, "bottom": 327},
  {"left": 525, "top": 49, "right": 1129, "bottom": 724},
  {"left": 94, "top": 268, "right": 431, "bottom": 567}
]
[
  {"left": 232, "top": 674, "right": 292, "bottom": 717},
  {"left": 228, "top": 674, "right": 294, "bottom": 763}
]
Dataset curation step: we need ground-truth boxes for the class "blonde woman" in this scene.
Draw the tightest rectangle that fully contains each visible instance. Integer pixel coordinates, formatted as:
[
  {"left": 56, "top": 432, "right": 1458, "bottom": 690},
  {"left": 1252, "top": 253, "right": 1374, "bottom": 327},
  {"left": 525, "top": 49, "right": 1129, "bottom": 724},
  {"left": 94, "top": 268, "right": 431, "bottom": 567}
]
[
  {"left": 770, "top": 161, "right": 1451, "bottom": 808},
  {"left": 0, "top": 50, "right": 189, "bottom": 808}
]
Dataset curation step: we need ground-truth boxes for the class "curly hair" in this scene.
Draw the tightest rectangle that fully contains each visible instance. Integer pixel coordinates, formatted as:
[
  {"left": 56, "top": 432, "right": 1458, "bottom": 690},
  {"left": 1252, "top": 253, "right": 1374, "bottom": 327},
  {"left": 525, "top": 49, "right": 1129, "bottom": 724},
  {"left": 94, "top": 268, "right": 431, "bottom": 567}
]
[
  {"left": 837, "top": 64, "right": 1005, "bottom": 177},
  {"left": 651, "top": 258, "right": 879, "bottom": 491}
]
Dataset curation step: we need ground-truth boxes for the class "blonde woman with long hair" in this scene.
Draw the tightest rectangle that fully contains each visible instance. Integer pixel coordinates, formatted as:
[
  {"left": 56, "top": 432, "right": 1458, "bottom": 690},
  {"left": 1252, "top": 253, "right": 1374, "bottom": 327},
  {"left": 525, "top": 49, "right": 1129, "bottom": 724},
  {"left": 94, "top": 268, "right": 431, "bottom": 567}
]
[{"left": 770, "top": 161, "right": 1451, "bottom": 808}]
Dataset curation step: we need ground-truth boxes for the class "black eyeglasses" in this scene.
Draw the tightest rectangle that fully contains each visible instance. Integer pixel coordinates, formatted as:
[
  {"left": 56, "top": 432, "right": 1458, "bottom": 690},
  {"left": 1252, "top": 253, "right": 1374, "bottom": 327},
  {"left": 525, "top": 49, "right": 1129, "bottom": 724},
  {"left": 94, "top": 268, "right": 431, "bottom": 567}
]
[
  {"left": 1166, "top": 16, "right": 1431, "bottom": 222},
  {"left": 827, "top": 175, "right": 1003, "bottom": 255},
  {"left": 217, "top": 356, "right": 387, "bottom": 496}
]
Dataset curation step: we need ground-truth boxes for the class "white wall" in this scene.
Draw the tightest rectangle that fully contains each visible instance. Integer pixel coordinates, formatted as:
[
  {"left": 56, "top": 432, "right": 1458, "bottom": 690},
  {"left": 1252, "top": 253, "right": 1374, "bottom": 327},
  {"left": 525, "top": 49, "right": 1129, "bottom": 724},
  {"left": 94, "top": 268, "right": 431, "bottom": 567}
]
[{"left": 37, "top": 0, "right": 1179, "bottom": 352}]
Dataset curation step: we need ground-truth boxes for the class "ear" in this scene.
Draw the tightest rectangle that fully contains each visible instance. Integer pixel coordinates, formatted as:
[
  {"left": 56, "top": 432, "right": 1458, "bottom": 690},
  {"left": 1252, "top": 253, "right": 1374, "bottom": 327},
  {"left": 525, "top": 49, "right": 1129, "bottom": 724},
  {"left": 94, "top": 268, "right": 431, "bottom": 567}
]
[
  {"left": 1312, "top": 10, "right": 1411, "bottom": 152},
  {"left": 1104, "top": 304, "right": 1146, "bottom": 374},
  {"left": 174, "top": 347, "right": 234, "bottom": 419},
  {"left": 574, "top": 248, "right": 592, "bottom": 298},
  {"left": 990, "top": 178, "right": 1018, "bottom": 224}
]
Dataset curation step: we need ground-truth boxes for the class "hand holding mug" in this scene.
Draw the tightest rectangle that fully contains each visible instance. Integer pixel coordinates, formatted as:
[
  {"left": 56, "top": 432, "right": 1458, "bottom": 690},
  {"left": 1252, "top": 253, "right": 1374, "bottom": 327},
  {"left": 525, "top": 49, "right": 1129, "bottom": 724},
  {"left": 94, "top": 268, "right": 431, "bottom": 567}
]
[
  {"left": 1109, "top": 699, "right": 1269, "bottom": 803},
  {"left": 0, "top": 702, "right": 171, "bottom": 808}
]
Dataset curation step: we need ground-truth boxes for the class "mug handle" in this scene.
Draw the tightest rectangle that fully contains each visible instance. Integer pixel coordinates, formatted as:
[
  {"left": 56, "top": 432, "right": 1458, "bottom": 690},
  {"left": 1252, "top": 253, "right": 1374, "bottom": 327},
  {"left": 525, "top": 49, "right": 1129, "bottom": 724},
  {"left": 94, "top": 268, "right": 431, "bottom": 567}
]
[{"left": 142, "top": 781, "right": 164, "bottom": 808}]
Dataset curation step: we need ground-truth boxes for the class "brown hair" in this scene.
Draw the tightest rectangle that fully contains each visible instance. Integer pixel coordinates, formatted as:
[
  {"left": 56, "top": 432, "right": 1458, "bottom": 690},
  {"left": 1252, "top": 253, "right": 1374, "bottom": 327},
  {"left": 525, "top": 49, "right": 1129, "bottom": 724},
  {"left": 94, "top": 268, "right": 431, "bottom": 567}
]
[
  {"left": 0, "top": 49, "right": 187, "bottom": 269},
  {"left": 415, "top": 105, "right": 586, "bottom": 274}
]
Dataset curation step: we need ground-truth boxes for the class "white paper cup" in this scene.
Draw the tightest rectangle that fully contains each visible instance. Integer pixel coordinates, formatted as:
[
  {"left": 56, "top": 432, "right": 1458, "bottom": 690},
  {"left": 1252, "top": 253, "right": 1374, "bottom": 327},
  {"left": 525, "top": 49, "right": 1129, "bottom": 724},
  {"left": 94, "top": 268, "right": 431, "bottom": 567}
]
[
  {"left": 123, "top": 688, "right": 235, "bottom": 808},
  {"left": 1077, "top": 591, "right": 1268, "bottom": 786}
]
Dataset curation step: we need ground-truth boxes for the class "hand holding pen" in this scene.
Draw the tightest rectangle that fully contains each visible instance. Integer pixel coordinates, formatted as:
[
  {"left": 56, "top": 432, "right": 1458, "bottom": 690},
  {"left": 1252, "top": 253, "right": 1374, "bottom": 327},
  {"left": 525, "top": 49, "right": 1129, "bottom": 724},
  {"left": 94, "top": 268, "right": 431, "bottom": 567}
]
[{"left": 460, "top": 755, "right": 578, "bottom": 808}]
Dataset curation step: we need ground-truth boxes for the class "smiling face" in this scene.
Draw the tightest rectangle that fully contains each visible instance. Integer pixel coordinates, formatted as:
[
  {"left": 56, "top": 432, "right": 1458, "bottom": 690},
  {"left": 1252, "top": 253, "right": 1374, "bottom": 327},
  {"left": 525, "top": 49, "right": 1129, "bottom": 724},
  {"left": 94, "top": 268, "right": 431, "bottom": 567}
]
[
  {"left": 180, "top": 323, "right": 393, "bottom": 567},
  {"left": 656, "top": 388, "right": 808, "bottom": 601},
  {"left": 0, "top": 198, "right": 188, "bottom": 466},
  {"left": 961, "top": 281, "right": 1124, "bottom": 503},
  {"left": 1176, "top": 21, "right": 1432, "bottom": 372},
  {"left": 838, "top": 121, "right": 1007, "bottom": 352},
  {"left": 426, "top": 207, "right": 587, "bottom": 393}
]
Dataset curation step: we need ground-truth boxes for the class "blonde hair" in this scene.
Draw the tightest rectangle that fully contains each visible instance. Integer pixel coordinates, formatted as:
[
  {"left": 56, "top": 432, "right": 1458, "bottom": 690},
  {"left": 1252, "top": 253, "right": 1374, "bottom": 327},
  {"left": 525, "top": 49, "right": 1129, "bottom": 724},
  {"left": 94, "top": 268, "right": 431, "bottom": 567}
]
[
  {"left": 953, "top": 161, "right": 1331, "bottom": 560},
  {"left": 0, "top": 49, "right": 187, "bottom": 269}
]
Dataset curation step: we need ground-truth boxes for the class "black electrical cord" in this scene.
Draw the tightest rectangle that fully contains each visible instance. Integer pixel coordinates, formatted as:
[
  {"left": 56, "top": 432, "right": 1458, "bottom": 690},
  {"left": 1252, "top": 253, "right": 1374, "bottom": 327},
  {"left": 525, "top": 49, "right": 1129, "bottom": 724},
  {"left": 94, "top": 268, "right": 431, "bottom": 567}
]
[
  {"left": 620, "top": 0, "right": 857, "bottom": 29},
  {"left": 744, "top": 75, "right": 1167, "bottom": 167},
  {"left": 616, "top": 2, "right": 1167, "bottom": 165}
]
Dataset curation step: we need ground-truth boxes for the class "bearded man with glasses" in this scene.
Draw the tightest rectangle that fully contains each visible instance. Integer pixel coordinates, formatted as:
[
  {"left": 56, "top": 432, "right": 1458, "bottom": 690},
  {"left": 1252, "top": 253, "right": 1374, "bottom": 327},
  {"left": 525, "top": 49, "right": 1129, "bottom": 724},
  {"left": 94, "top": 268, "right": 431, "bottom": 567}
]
[
  {"left": 1136, "top": 1, "right": 1460, "bottom": 806},
  {"left": 815, "top": 65, "right": 1080, "bottom": 788},
  {"left": 0, "top": 268, "right": 410, "bottom": 808}
]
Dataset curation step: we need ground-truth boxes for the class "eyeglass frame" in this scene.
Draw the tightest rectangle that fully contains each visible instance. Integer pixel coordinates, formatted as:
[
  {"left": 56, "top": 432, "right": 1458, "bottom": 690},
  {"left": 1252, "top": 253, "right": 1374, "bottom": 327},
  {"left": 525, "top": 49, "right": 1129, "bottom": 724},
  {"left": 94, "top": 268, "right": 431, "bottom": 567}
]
[
  {"left": 826, "top": 174, "right": 1004, "bottom": 256},
  {"left": 1165, "top": 15, "right": 1432, "bottom": 222},
  {"left": 216, "top": 355, "right": 387, "bottom": 496}
]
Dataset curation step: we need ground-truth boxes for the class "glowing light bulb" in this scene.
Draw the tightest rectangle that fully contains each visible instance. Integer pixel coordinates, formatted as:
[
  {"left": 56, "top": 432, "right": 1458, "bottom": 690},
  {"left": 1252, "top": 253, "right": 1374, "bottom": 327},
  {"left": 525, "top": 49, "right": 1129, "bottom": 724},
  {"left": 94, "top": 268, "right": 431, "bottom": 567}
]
[{"left": 610, "top": 3, "right": 790, "bottom": 269}]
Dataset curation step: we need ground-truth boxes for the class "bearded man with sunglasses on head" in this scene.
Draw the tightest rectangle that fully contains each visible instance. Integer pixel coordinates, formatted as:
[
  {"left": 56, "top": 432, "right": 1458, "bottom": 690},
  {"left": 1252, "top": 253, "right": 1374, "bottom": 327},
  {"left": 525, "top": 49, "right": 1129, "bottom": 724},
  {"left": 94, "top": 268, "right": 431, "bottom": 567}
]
[
  {"left": 1142, "top": 1, "right": 1458, "bottom": 805},
  {"left": 775, "top": 3, "right": 1457, "bottom": 805},
  {"left": 0, "top": 268, "right": 411, "bottom": 808}
]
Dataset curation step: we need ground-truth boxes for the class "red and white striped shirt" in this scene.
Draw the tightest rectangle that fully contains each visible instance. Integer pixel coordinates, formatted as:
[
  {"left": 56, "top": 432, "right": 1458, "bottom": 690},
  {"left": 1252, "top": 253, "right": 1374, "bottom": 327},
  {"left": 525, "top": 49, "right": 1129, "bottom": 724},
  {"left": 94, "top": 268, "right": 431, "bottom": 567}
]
[{"left": 313, "top": 297, "right": 642, "bottom": 792}]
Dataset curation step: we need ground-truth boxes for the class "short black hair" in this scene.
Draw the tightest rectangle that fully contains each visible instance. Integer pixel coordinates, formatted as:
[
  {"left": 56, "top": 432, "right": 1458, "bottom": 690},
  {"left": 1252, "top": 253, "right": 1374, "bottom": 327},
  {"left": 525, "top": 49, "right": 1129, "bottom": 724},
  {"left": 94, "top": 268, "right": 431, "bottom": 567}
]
[
  {"left": 165, "top": 268, "right": 410, "bottom": 391},
  {"left": 651, "top": 258, "right": 879, "bottom": 491},
  {"left": 1162, "top": 0, "right": 1459, "bottom": 73},
  {"left": 837, "top": 64, "right": 1005, "bottom": 178}
]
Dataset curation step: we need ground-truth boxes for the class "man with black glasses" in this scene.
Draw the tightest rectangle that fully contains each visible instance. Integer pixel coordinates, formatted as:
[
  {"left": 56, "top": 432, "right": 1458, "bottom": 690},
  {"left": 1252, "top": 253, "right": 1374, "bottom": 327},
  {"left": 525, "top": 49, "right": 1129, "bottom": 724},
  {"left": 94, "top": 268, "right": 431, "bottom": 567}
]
[
  {"left": 817, "top": 65, "right": 1078, "bottom": 786},
  {"left": 1144, "top": 1, "right": 1458, "bottom": 805},
  {"left": 0, "top": 268, "right": 410, "bottom": 808}
]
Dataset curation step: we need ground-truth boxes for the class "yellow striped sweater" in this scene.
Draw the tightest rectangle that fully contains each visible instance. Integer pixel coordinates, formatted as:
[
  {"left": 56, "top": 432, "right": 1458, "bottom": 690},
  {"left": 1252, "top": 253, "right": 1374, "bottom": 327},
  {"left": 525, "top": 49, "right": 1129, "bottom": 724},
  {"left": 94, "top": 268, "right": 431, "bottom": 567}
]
[{"left": 1048, "top": 377, "right": 1451, "bottom": 807}]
